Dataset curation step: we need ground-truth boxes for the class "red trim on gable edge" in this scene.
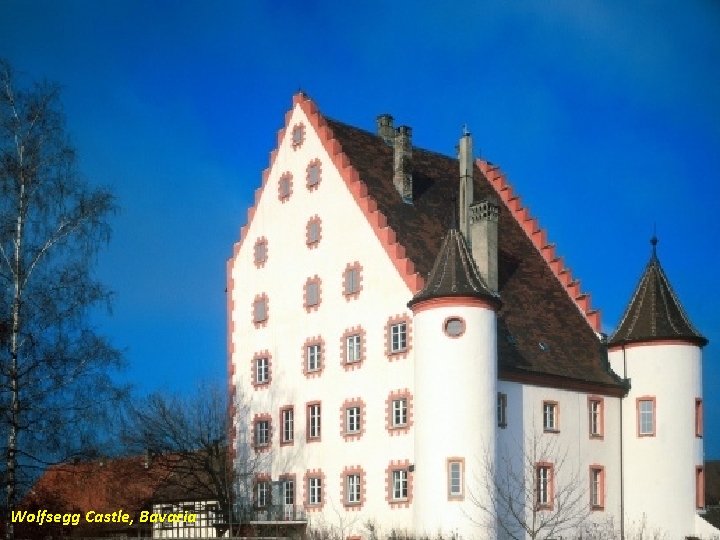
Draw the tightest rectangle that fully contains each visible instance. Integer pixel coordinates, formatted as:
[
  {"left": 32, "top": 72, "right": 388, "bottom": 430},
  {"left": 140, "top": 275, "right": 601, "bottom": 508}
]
[
  {"left": 293, "top": 92, "right": 424, "bottom": 294},
  {"left": 477, "top": 159, "right": 601, "bottom": 333}
]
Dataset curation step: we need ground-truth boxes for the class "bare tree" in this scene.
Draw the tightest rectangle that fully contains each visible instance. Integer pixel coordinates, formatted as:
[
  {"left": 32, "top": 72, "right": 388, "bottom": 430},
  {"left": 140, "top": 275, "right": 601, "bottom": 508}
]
[
  {"left": 0, "top": 60, "right": 123, "bottom": 540},
  {"left": 470, "top": 432, "right": 591, "bottom": 540},
  {"left": 122, "top": 384, "right": 264, "bottom": 536}
]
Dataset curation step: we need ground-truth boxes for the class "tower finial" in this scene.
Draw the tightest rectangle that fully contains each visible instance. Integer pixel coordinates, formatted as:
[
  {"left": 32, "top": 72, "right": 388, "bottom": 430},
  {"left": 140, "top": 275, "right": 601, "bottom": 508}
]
[{"left": 650, "top": 224, "right": 658, "bottom": 258}]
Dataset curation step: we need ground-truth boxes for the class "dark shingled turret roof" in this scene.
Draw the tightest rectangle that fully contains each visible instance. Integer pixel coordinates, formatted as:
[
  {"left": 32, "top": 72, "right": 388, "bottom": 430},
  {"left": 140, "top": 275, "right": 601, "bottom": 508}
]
[
  {"left": 610, "top": 240, "right": 707, "bottom": 347},
  {"left": 408, "top": 227, "right": 499, "bottom": 308}
]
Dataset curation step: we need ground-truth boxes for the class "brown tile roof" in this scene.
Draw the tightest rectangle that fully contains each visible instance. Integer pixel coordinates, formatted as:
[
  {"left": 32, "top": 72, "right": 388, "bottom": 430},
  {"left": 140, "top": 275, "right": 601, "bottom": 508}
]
[
  {"left": 324, "top": 115, "right": 624, "bottom": 392},
  {"left": 408, "top": 227, "right": 499, "bottom": 308},
  {"left": 609, "top": 241, "right": 707, "bottom": 347}
]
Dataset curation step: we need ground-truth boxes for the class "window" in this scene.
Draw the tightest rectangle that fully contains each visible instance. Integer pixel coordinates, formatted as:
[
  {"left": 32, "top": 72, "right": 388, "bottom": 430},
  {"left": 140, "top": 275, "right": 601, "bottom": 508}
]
[
  {"left": 252, "top": 294, "right": 268, "bottom": 325},
  {"left": 256, "top": 357, "right": 269, "bottom": 384},
  {"left": 255, "top": 420, "right": 270, "bottom": 447},
  {"left": 278, "top": 172, "right": 293, "bottom": 201},
  {"left": 447, "top": 459, "right": 464, "bottom": 500},
  {"left": 283, "top": 478, "right": 295, "bottom": 506},
  {"left": 536, "top": 464, "right": 553, "bottom": 509},
  {"left": 281, "top": 407, "right": 294, "bottom": 445},
  {"left": 497, "top": 392, "right": 507, "bottom": 428},
  {"left": 444, "top": 317, "right": 466, "bottom": 338},
  {"left": 637, "top": 397, "right": 656, "bottom": 436},
  {"left": 309, "top": 477, "right": 322, "bottom": 505},
  {"left": 255, "top": 481, "right": 270, "bottom": 508},
  {"left": 306, "top": 159, "right": 321, "bottom": 190},
  {"left": 697, "top": 466, "right": 705, "bottom": 509},
  {"left": 291, "top": 123, "right": 305, "bottom": 149},
  {"left": 254, "top": 237, "right": 268, "bottom": 267},
  {"left": 393, "top": 469, "right": 408, "bottom": 500},
  {"left": 347, "top": 334, "right": 361, "bottom": 363},
  {"left": 158, "top": 505, "right": 174, "bottom": 528},
  {"left": 304, "top": 277, "right": 321, "bottom": 311},
  {"left": 391, "top": 322, "right": 407, "bottom": 353},
  {"left": 543, "top": 401, "right": 558, "bottom": 432},
  {"left": 307, "top": 344, "right": 321, "bottom": 372},
  {"left": 696, "top": 398, "right": 703, "bottom": 438},
  {"left": 347, "top": 407, "right": 360, "bottom": 433},
  {"left": 306, "top": 217, "right": 321, "bottom": 246},
  {"left": 393, "top": 399, "right": 407, "bottom": 427},
  {"left": 308, "top": 403, "right": 321, "bottom": 440},
  {"left": 589, "top": 397, "right": 604, "bottom": 438},
  {"left": 347, "top": 474, "right": 361, "bottom": 504},
  {"left": 343, "top": 263, "right": 362, "bottom": 297},
  {"left": 590, "top": 466, "right": 604, "bottom": 510}
]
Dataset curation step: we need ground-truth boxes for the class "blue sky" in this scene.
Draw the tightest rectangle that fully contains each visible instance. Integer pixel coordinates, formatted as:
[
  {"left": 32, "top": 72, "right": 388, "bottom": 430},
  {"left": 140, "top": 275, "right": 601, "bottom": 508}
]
[{"left": 1, "top": 1, "right": 718, "bottom": 455}]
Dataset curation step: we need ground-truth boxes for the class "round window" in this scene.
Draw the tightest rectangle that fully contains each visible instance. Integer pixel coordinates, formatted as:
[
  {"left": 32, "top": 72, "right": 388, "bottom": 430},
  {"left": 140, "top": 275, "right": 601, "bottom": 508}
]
[{"left": 444, "top": 317, "right": 465, "bottom": 337}]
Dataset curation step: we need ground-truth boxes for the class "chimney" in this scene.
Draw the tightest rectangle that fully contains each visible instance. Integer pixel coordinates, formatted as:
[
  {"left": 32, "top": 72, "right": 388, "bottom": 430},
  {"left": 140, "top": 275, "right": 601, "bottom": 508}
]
[
  {"left": 458, "top": 128, "right": 474, "bottom": 241},
  {"left": 377, "top": 114, "right": 395, "bottom": 145},
  {"left": 469, "top": 196, "right": 500, "bottom": 292},
  {"left": 393, "top": 125, "right": 413, "bottom": 203}
]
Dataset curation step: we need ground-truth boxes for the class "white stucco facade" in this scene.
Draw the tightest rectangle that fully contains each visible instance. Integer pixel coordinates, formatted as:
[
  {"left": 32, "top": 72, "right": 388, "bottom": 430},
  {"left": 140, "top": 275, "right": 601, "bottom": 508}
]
[{"left": 228, "top": 96, "right": 717, "bottom": 540}]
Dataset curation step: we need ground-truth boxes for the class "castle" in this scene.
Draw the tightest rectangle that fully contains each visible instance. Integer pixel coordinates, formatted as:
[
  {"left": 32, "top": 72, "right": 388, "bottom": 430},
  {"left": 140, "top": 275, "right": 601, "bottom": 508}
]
[{"left": 227, "top": 93, "right": 717, "bottom": 539}]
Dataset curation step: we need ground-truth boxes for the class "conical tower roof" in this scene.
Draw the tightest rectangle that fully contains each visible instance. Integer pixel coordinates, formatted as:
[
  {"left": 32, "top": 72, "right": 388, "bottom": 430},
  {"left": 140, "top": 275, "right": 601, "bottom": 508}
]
[
  {"left": 609, "top": 238, "right": 707, "bottom": 347},
  {"left": 408, "top": 227, "right": 499, "bottom": 308}
]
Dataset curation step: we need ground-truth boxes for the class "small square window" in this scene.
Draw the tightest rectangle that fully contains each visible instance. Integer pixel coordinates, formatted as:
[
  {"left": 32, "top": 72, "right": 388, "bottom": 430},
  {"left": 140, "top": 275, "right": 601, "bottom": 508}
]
[
  {"left": 278, "top": 172, "right": 293, "bottom": 201},
  {"left": 543, "top": 401, "right": 558, "bottom": 432},
  {"left": 347, "top": 407, "right": 361, "bottom": 433},
  {"left": 253, "top": 295, "right": 268, "bottom": 325},
  {"left": 393, "top": 399, "right": 407, "bottom": 427},
  {"left": 304, "top": 277, "right": 321, "bottom": 311},
  {"left": 254, "top": 238, "right": 268, "bottom": 267},
  {"left": 343, "top": 263, "right": 363, "bottom": 298},
  {"left": 291, "top": 124, "right": 305, "bottom": 149},
  {"left": 306, "top": 160, "right": 321, "bottom": 190},
  {"left": 346, "top": 334, "right": 361, "bottom": 363},
  {"left": 306, "top": 344, "right": 321, "bottom": 372}
]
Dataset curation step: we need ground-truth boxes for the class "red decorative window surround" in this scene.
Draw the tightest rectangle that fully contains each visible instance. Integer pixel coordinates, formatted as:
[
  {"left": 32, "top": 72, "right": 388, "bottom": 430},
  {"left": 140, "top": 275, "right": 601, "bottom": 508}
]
[
  {"left": 280, "top": 405, "right": 294, "bottom": 447},
  {"left": 253, "top": 237, "right": 268, "bottom": 268},
  {"left": 697, "top": 466, "right": 705, "bottom": 509},
  {"left": 385, "top": 314, "right": 412, "bottom": 360},
  {"left": 340, "top": 326, "right": 366, "bottom": 371},
  {"left": 589, "top": 465, "right": 605, "bottom": 511},
  {"left": 303, "top": 469, "right": 325, "bottom": 511},
  {"left": 696, "top": 398, "right": 703, "bottom": 438},
  {"left": 303, "top": 276, "right": 322, "bottom": 312},
  {"left": 636, "top": 396, "right": 656, "bottom": 437},
  {"left": 340, "top": 398, "right": 366, "bottom": 441},
  {"left": 278, "top": 172, "right": 293, "bottom": 202},
  {"left": 443, "top": 316, "right": 466, "bottom": 338},
  {"left": 385, "top": 460, "right": 413, "bottom": 508},
  {"left": 385, "top": 389, "right": 413, "bottom": 435},
  {"left": 447, "top": 457, "right": 465, "bottom": 501},
  {"left": 301, "top": 336, "right": 325, "bottom": 378},
  {"left": 251, "top": 350, "right": 272, "bottom": 389},
  {"left": 252, "top": 413, "right": 272, "bottom": 453},
  {"left": 535, "top": 462, "right": 554, "bottom": 511},
  {"left": 306, "top": 216, "right": 322, "bottom": 248},
  {"left": 291, "top": 123, "right": 305, "bottom": 150},
  {"left": 252, "top": 293, "right": 269, "bottom": 328},
  {"left": 343, "top": 262, "right": 363, "bottom": 300},
  {"left": 588, "top": 396, "right": 604, "bottom": 439},
  {"left": 306, "top": 158, "right": 322, "bottom": 191},
  {"left": 341, "top": 465, "right": 366, "bottom": 510},
  {"left": 306, "top": 400, "right": 322, "bottom": 443}
]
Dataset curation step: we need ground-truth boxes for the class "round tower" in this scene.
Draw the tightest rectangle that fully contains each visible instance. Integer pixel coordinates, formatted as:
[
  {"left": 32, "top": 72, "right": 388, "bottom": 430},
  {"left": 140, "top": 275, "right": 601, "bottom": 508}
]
[
  {"left": 409, "top": 227, "right": 500, "bottom": 540},
  {"left": 608, "top": 238, "right": 707, "bottom": 539}
]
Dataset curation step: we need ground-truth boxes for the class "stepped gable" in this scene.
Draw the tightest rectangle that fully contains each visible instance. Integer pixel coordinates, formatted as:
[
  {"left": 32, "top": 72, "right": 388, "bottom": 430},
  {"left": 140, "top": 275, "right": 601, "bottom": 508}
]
[
  {"left": 609, "top": 240, "right": 707, "bottom": 347},
  {"left": 408, "top": 227, "right": 499, "bottom": 307},
  {"left": 326, "top": 116, "right": 623, "bottom": 391}
]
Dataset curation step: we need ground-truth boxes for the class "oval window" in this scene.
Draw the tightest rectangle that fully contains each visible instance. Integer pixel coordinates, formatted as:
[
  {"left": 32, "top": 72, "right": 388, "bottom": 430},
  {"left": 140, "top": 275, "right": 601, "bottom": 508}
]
[{"left": 444, "top": 317, "right": 465, "bottom": 337}]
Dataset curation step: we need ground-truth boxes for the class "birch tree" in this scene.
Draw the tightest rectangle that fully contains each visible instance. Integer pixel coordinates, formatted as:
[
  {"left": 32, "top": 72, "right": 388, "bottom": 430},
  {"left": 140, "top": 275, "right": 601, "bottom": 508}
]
[{"left": 0, "top": 60, "right": 122, "bottom": 540}]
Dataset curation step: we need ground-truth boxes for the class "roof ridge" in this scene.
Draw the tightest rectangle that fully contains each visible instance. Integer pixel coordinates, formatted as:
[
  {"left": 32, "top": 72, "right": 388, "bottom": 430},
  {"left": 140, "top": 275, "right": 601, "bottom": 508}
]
[{"left": 476, "top": 159, "right": 601, "bottom": 332}]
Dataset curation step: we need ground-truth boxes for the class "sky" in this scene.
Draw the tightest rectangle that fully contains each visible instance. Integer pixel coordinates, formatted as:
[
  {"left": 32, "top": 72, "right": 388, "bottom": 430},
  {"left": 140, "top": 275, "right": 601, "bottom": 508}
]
[{"left": 1, "top": 1, "right": 718, "bottom": 455}]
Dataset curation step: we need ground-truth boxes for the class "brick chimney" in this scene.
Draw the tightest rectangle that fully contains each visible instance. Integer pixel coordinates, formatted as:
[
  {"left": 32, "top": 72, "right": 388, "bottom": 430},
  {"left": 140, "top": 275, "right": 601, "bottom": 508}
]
[
  {"left": 393, "top": 125, "right": 413, "bottom": 203},
  {"left": 377, "top": 114, "right": 395, "bottom": 145},
  {"left": 458, "top": 128, "right": 474, "bottom": 240},
  {"left": 469, "top": 196, "right": 500, "bottom": 292}
]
